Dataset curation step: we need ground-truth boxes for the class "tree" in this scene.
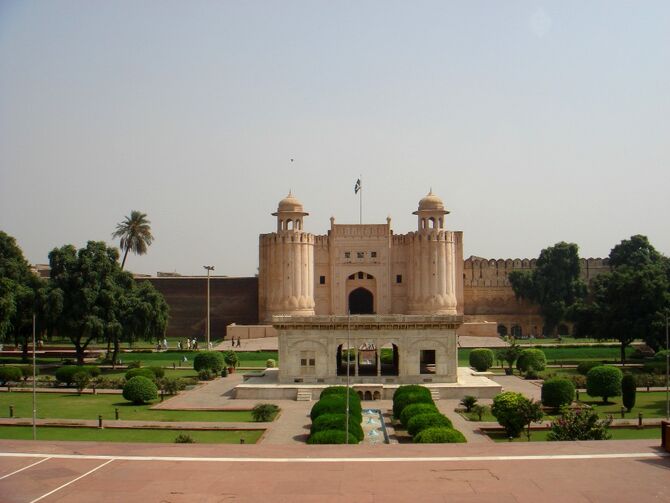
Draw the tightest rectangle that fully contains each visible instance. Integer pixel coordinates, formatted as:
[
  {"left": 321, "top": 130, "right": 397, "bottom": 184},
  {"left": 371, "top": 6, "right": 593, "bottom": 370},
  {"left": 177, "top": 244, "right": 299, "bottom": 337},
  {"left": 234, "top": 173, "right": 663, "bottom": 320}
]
[
  {"left": 621, "top": 374, "right": 636, "bottom": 412},
  {"left": 0, "top": 231, "right": 46, "bottom": 361},
  {"left": 496, "top": 341, "right": 522, "bottom": 375},
  {"left": 492, "top": 392, "right": 542, "bottom": 438},
  {"left": 586, "top": 366, "right": 622, "bottom": 404},
  {"left": 112, "top": 211, "right": 154, "bottom": 270},
  {"left": 577, "top": 236, "right": 670, "bottom": 361},
  {"left": 509, "top": 242, "right": 586, "bottom": 335}
]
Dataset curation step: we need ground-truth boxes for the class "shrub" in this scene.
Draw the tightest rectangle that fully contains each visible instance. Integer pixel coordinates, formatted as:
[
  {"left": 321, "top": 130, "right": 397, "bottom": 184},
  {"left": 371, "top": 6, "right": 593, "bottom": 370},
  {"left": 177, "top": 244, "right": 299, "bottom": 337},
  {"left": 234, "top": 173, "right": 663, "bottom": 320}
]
[
  {"left": 407, "top": 413, "right": 454, "bottom": 437},
  {"left": 73, "top": 371, "right": 91, "bottom": 394},
  {"left": 471, "top": 404, "right": 490, "bottom": 421},
  {"left": 516, "top": 349, "right": 546, "bottom": 373},
  {"left": 193, "top": 352, "right": 225, "bottom": 373},
  {"left": 307, "top": 430, "right": 359, "bottom": 445},
  {"left": 393, "top": 385, "right": 431, "bottom": 401},
  {"left": 310, "top": 395, "right": 362, "bottom": 422},
  {"left": 320, "top": 386, "right": 356, "bottom": 400},
  {"left": 460, "top": 395, "right": 478, "bottom": 412},
  {"left": 82, "top": 365, "right": 101, "bottom": 378},
  {"left": 266, "top": 358, "right": 276, "bottom": 368},
  {"left": 492, "top": 392, "right": 530, "bottom": 438},
  {"left": 653, "top": 349, "right": 669, "bottom": 361},
  {"left": 0, "top": 366, "right": 22, "bottom": 385},
  {"left": 221, "top": 367, "right": 228, "bottom": 377},
  {"left": 569, "top": 374, "right": 586, "bottom": 389},
  {"left": 125, "top": 368, "right": 155, "bottom": 381},
  {"left": 223, "top": 351, "right": 239, "bottom": 369},
  {"left": 414, "top": 427, "right": 466, "bottom": 443},
  {"left": 175, "top": 433, "right": 195, "bottom": 443},
  {"left": 122, "top": 376, "right": 158, "bottom": 404},
  {"left": 126, "top": 361, "right": 142, "bottom": 369},
  {"left": 586, "top": 366, "right": 622, "bottom": 403},
  {"left": 148, "top": 366, "right": 165, "bottom": 379},
  {"left": 541, "top": 378, "right": 575, "bottom": 409},
  {"left": 622, "top": 374, "right": 636, "bottom": 412},
  {"left": 19, "top": 365, "right": 39, "bottom": 381},
  {"left": 577, "top": 361, "right": 600, "bottom": 376},
  {"left": 252, "top": 403, "right": 280, "bottom": 422},
  {"left": 159, "top": 376, "right": 184, "bottom": 395},
  {"left": 310, "top": 413, "right": 364, "bottom": 441},
  {"left": 198, "top": 369, "right": 213, "bottom": 381},
  {"left": 55, "top": 365, "right": 94, "bottom": 386},
  {"left": 469, "top": 348, "right": 494, "bottom": 372},
  {"left": 547, "top": 406, "right": 612, "bottom": 441},
  {"left": 399, "top": 403, "right": 439, "bottom": 427},
  {"left": 393, "top": 391, "right": 434, "bottom": 419}
]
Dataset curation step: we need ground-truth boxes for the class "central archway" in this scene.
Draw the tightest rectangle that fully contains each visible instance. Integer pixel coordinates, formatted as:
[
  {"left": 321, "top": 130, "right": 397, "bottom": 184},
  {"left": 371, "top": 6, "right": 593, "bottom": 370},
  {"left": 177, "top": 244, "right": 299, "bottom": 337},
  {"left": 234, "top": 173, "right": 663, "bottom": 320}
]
[{"left": 349, "top": 287, "right": 374, "bottom": 314}]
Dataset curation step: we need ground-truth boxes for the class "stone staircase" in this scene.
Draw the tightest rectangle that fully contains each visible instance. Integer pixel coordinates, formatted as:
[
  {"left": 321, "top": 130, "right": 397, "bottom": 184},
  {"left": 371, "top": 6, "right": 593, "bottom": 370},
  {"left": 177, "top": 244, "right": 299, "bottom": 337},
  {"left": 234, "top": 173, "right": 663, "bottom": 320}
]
[
  {"left": 430, "top": 389, "right": 441, "bottom": 401},
  {"left": 296, "top": 389, "right": 312, "bottom": 401}
]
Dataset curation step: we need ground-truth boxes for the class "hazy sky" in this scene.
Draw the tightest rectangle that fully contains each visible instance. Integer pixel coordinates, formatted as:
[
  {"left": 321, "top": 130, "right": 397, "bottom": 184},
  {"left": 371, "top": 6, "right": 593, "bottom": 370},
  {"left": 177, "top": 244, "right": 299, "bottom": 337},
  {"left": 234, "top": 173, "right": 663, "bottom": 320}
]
[{"left": 1, "top": 1, "right": 669, "bottom": 277}]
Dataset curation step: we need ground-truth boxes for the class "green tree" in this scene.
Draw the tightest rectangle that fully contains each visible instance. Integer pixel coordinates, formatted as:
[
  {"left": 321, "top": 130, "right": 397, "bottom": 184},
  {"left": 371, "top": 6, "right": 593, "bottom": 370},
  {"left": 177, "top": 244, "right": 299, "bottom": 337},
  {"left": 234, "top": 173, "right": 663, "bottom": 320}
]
[
  {"left": 491, "top": 392, "right": 541, "bottom": 438},
  {"left": 0, "top": 231, "right": 46, "bottom": 361},
  {"left": 578, "top": 236, "right": 670, "bottom": 361},
  {"left": 496, "top": 341, "right": 522, "bottom": 375},
  {"left": 508, "top": 242, "right": 586, "bottom": 335},
  {"left": 112, "top": 211, "right": 154, "bottom": 270},
  {"left": 586, "top": 366, "right": 622, "bottom": 404}
]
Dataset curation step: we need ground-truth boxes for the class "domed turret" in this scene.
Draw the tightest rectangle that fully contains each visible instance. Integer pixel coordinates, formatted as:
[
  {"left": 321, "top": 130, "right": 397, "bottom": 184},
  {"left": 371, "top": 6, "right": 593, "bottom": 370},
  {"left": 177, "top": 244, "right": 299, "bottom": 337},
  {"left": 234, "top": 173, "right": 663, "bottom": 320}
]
[
  {"left": 413, "top": 190, "right": 449, "bottom": 231},
  {"left": 272, "top": 191, "right": 308, "bottom": 232}
]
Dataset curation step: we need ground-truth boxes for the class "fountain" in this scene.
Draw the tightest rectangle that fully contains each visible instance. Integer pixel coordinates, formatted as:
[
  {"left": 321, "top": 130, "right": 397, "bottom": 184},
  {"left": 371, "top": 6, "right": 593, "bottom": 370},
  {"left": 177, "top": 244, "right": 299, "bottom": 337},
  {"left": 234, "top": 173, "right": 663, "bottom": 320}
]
[{"left": 361, "top": 408, "right": 389, "bottom": 444}]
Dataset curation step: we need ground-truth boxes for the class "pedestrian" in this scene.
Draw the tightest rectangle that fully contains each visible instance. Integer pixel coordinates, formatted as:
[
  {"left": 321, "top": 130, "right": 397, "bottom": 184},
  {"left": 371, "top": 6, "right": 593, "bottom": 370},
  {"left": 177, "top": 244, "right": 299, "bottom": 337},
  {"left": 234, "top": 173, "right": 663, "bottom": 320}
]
[
  {"left": 162, "top": 338, "right": 168, "bottom": 350},
  {"left": 237, "top": 337, "right": 241, "bottom": 348},
  {"left": 186, "top": 338, "right": 191, "bottom": 350}
]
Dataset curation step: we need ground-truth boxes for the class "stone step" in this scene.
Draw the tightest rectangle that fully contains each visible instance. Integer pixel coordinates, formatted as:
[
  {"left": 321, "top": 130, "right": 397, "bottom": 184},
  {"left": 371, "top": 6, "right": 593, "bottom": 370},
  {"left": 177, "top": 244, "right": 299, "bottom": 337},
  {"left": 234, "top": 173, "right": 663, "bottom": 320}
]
[
  {"left": 430, "top": 389, "right": 441, "bottom": 401},
  {"left": 296, "top": 390, "right": 312, "bottom": 401}
]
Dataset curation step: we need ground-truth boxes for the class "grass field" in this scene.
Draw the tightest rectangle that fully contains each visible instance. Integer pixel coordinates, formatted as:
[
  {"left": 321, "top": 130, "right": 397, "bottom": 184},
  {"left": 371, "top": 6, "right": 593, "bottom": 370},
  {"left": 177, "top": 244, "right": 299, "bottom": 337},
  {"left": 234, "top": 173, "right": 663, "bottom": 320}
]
[
  {"left": 457, "top": 346, "right": 635, "bottom": 366},
  {"left": 487, "top": 427, "right": 661, "bottom": 442},
  {"left": 0, "top": 425, "right": 263, "bottom": 444},
  {"left": 0, "top": 393, "right": 256, "bottom": 422},
  {"left": 116, "top": 350, "right": 278, "bottom": 368}
]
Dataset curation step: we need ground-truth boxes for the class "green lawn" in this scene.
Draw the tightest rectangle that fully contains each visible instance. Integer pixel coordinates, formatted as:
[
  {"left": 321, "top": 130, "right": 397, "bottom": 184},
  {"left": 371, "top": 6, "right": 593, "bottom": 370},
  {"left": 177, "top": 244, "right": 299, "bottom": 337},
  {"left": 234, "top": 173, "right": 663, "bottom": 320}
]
[
  {"left": 0, "top": 392, "right": 256, "bottom": 422},
  {"left": 117, "top": 350, "right": 278, "bottom": 368},
  {"left": 458, "top": 346, "right": 635, "bottom": 367},
  {"left": 99, "top": 368, "right": 198, "bottom": 379},
  {"left": 487, "top": 427, "right": 661, "bottom": 442},
  {"left": 0, "top": 425, "right": 263, "bottom": 444}
]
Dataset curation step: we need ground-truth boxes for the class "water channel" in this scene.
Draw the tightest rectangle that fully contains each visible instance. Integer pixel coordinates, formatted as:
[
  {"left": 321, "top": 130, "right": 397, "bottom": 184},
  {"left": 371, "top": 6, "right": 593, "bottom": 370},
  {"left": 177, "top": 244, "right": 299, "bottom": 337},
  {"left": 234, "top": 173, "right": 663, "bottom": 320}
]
[{"left": 361, "top": 408, "right": 389, "bottom": 444}]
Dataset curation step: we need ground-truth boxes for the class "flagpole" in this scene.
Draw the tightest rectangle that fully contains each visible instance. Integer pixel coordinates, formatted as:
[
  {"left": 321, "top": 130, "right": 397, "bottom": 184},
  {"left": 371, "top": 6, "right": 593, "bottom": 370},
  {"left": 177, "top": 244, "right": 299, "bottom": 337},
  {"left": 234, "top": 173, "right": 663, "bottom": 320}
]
[{"left": 359, "top": 175, "right": 362, "bottom": 225}]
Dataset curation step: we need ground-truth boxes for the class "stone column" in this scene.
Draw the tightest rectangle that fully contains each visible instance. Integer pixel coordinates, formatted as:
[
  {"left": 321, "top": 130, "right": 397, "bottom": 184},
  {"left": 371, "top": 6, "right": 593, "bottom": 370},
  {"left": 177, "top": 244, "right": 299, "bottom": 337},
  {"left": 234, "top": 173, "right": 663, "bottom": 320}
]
[{"left": 376, "top": 350, "right": 381, "bottom": 376}]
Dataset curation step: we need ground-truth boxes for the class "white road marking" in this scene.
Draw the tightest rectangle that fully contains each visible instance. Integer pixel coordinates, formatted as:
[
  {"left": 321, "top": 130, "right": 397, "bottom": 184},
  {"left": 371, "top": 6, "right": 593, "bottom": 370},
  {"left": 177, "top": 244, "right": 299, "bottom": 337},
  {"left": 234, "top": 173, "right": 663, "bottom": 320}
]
[
  {"left": 0, "top": 451, "right": 667, "bottom": 464},
  {"left": 28, "top": 459, "right": 114, "bottom": 503},
  {"left": 0, "top": 457, "right": 51, "bottom": 480}
]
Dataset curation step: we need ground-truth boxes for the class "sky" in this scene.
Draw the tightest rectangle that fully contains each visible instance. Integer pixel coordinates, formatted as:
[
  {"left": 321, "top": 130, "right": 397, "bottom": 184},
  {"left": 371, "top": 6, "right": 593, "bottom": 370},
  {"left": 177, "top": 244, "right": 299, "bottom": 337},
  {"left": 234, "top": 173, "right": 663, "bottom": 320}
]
[{"left": 1, "top": 1, "right": 669, "bottom": 277}]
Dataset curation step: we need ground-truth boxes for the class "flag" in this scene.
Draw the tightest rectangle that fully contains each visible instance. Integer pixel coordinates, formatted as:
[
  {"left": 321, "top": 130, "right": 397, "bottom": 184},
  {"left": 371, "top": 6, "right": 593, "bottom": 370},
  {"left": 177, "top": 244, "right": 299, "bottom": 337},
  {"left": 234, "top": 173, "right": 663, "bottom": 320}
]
[{"left": 354, "top": 178, "right": 361, "bottom": 194}]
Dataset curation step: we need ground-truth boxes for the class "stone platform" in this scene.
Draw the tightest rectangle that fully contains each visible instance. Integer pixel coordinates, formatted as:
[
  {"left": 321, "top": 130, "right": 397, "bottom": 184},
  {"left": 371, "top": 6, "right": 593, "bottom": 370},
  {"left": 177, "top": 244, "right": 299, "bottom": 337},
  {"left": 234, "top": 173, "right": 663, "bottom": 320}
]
[{"left": 234, "top": 367, "right": 501, "bottom": 401}]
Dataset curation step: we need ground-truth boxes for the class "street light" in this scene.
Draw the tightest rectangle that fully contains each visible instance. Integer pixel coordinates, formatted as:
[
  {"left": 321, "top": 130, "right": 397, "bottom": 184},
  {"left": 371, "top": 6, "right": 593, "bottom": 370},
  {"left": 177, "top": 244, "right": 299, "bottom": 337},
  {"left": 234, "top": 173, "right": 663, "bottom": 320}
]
[{"left": 203, "top": 265, "right": 214, "bottom": 350}]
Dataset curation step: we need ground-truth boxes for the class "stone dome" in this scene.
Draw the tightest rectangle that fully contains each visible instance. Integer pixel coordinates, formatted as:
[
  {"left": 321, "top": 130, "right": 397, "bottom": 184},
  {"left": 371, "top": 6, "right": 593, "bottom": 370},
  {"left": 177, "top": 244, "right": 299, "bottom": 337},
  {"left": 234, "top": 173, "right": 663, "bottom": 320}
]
[
  {"left": 273, "top": 191, "right": 308, "bottom": 215},
  {"left": 415, "top": 190, "right": 449, "bottom": 214}
]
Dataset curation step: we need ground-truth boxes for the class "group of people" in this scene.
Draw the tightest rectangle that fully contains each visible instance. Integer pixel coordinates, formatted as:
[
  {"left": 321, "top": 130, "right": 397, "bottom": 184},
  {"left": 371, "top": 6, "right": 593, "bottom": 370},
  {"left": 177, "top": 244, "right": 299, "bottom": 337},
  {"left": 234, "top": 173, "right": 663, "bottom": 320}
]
[
  {"left": 230, "top": 336, "right": 242, "bottom": 348},
  {"left": 177, "top": 338, "right": 201, "bottom": 351}
]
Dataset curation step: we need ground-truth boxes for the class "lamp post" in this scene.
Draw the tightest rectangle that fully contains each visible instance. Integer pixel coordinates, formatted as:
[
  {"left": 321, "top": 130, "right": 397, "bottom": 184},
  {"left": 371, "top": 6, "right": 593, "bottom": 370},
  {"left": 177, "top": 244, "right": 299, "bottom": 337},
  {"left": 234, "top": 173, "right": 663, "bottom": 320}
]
[
  {"left": 32, "top": 313, "right": 36, "bottom": 440},
  {"left": 203, "top": 266, "right": 214, "bottom": 350},
  {"left": 665, "top": 312, "right": 669, "bottom": 420}
]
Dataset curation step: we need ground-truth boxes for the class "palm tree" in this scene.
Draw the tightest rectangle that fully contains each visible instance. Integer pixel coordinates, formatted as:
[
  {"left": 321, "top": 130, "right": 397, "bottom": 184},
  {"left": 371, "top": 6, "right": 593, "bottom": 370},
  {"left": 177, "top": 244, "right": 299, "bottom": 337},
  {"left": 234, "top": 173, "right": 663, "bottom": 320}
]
[{"left": 112, "top": 211, "right": 154, "bottom": 270}]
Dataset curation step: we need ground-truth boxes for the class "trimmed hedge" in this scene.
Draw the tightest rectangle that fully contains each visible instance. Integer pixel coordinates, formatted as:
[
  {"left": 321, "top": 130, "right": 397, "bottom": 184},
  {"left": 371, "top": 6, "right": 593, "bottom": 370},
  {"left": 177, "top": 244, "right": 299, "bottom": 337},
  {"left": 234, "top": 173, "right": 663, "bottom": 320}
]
[
  {"left": 307, "top": 429, "right": 359, "bottom": 445},
  {"left": 516, "top": 349, "right": 546, "bottom": 372},
  {"left": 469, "top": 348, "right": 494, "bottom": 372},
  {"left": 393, "top": 385, "right": 432, "bottom": 401},
  {"left": 0, "top": 366, "right": 22, "bottom": 384},
  {"left": 393, "top": 391, "right": 434, "bottom": 419},
  {"left": 399, "top": 402, "right": 439, "bottom": 427},
  {"left": 311, "top": 413, "right": 364, "bottom": 441},
  {"left": 541, "top": 378, "right": 575, "bottom": 409},
  {"left": 122, "top": 376, "right": 158, "bottom": 404},
  {"left": 310, "top": 395, "right": 362, "bottom": 422},
  {"left": 407, "top": 413, "right": 454, "bottom": 437},
  {"left": 414, "top": 427, "right": 466, "bottom": 444},
  {"left": 320, "top": 386, "right": 361, "bottom": 405},
  {"left": 125, "top": 368, "right": 155, "bottom": 381},
  {"left": 586, "top": 366, "right": 623, "bottom": 403},
  {"left": 193, "top": 351, "right": 225, "bottom": 373},
  {"left": 622, "top": 374, "right": 636, "bottom": 412}
]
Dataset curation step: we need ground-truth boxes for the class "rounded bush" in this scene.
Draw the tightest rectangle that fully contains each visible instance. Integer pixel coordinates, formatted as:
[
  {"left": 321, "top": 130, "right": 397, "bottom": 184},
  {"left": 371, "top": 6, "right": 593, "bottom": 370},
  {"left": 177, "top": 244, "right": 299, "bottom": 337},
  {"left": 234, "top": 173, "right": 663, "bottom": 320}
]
[
  {"left": 393, "top": 391, "right": 434, "bottom": 419},
  {"left": 407, "top": 413, "right": 454, "bottom": 437},
  {"left": 193, "top": 351, "right": 225, "bottom": 373},
  {"left": 577, "top": 361, "right": 600, "bottom": 376},
  {"left": 516, "top": 349, "right": 546, "bottom": 372},
  {"left": 399, "top": 402, "right": 440, "bottom": 427},
  {"left": 82, "top": 365, "right": 101, "bottom": 378},
  {"left": 0, "top": 366, "right": 22, "bottom": 384},
  {"left": 122, "top": 376, "right": 158, "bottom": 404},
  {"left": 393, "top": 385, "right": 431, "bottom": 401},
  {"left": 307, "top": 429, "right": 359, "bottom": 445},
  {"left": 125, "top": 368, "right": 155, "bottom": 381},
  {"left": 55, "top": 365, "right": 93, "bottom": 386},
  {"left": 310, "top": 395, "right": 362, "bottom": 422},
  {"left": 541, "top": 378, "right": 575, "bottom": 409},
  {"left": 653, "top": 349, "right": 669, "bottom": 361},
  {"left": 414, "top": 427, "right": 466, "bottom": 444},
  {"left": 266, "top": 358, "right": 276, "bottom": 368},
  {"left": 491, "top": 391, "right": 527, "bottom": 438},
  {"left": 311, "top": 413, "right": 364, "bottom": 441},
  {"left": 148, "top": 366, "right": 165, "bottom": 379},
  {"left": 469, "top": 348, "right": 494, "bottom": 372},
  {"left": 586, "top": 366, "right": 623, "bottom": 403}
]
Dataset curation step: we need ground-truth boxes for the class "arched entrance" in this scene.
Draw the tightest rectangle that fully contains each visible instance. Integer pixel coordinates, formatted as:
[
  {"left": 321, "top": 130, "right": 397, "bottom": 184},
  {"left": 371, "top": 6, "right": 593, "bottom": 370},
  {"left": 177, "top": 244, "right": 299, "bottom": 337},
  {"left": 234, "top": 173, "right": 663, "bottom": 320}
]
[{"left": 349, "top": 287, "right": 374, "bottom": 314}]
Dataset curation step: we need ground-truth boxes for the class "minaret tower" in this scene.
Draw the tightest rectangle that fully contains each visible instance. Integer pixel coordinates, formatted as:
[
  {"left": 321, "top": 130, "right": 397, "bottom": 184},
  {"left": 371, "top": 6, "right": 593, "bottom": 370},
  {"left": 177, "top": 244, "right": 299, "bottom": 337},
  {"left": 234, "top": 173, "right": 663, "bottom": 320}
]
[
  {"left": 407, "top": 190, "right": 458, "bottom": 315},
  {"left": 258, "top": 192, "right": 315, "bottom": 321}
]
